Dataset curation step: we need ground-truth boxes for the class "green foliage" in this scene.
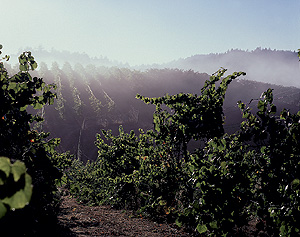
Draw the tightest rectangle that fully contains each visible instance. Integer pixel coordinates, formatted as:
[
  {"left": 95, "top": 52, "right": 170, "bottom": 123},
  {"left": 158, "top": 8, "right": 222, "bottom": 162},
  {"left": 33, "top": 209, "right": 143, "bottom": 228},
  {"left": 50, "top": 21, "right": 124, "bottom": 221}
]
[
  {"left": 65, "top": 69, "right": 251, "bottom": 232},
  {"left": 0, "top": 157, "right": 32, "bottom": 219},
  {"left": 137, "top": 68, "right": 245, "bottom": 160},
  {"left": 237, "top": 89, "right": 300, "bottom": 236},
  {"left": 8, "top": 43, "right": 300, "bottom": 235},
  {"left": 63, "top": 126, "right": 143, "bottom": 207},
  {"left": 178, "top": 136, "right": 258, "bottom": 235},
  {"left": 19, "top": 51, "right": 38, "bottom": 72},
  {"left": 63, "top": 53, "right": 299, "bottom": 236},
  {"left": 0, "top": 45, "right": 64, "bottom": 234}
]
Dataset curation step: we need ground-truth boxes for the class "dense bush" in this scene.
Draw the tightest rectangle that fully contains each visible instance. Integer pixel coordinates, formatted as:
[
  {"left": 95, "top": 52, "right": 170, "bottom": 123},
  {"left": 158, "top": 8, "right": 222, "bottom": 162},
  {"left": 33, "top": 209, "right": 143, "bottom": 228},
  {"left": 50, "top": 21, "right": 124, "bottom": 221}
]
[
  {"left": 64, "top": 60, "right": 300, "bottom": 236},
  {"left": 0, "top": 45, "right": 67, "bottom": 235},
  {"left": 2, "top": 43, "right": 298, "bottom": 235}
]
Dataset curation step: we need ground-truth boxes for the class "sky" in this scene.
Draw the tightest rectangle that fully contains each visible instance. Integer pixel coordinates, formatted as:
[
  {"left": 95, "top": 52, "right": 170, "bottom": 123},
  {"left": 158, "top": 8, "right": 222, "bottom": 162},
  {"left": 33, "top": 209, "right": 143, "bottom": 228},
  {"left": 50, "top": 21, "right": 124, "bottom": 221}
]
[{"left": 1, "top": 0, "right": 300, "bottom": 66}]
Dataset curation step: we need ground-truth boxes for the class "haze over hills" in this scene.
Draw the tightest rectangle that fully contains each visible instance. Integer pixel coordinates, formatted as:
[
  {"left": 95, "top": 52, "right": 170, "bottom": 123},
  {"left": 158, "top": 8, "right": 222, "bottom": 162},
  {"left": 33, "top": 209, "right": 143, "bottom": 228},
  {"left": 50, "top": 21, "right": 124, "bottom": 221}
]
[
  {"left": 8, "top": 47, "right": 130, "bottom": 69},
  {"left": 141, "top": 48, "right": 300, "bottom": 88},
  {"left": 4, "top": 48, "right": 300, "bottom": 161},
  {"left": 8, "top": 47, "right": 300, "bottom": 88}
]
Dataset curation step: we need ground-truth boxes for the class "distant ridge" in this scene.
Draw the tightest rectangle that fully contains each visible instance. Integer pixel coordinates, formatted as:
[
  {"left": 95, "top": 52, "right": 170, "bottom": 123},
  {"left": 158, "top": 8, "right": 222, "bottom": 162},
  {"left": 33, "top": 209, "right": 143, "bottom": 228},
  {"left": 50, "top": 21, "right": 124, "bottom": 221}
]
[
  {"left": 8, "top": 47, "right": 129, "bottom": 68},
  {"left": 7, "top": 47, "right": 300, "bottom": 88},
  {"left": 153, "top": 48, "right": 300, "bottom": 88}
]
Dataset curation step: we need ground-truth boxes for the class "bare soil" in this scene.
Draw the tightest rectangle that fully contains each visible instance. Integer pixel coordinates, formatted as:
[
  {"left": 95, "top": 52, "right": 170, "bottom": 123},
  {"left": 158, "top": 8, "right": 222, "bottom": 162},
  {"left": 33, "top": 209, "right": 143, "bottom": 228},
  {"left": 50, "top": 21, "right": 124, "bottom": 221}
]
[
  {"left": 54, "top": 194, "right": 191, "bottom": 236},
  {"left": 52, "top": 193, "right": 269, "bottom": 237}
]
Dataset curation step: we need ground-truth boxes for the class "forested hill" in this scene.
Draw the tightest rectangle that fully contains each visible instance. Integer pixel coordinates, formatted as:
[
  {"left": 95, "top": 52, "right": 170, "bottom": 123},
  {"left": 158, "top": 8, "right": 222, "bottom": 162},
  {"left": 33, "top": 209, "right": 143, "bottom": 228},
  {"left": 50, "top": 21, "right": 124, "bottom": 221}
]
[
  {"left": 8, "top": 47, "right": 129, "bottom": 68},
  {"left": 148, "top": 48, "right": 300, "bottom": 88},
  {"left": 9, "top": 47, "right": 300, "bottom": 88}
]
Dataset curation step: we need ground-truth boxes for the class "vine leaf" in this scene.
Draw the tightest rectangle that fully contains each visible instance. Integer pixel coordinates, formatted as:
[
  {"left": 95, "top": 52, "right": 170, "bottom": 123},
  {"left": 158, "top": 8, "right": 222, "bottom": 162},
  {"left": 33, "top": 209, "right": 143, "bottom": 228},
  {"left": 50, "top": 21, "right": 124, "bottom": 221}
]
[{"left": 196, "top": 224, "right": 208, "bottom": 234}]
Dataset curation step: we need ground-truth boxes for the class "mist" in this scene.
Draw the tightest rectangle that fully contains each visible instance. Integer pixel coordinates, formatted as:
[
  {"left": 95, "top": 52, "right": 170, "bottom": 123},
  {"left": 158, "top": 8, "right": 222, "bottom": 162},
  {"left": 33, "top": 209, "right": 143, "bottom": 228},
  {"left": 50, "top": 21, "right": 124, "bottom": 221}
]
[
  {"left": 4, "top": 47, "right": 298, "bottom": 162},
  {"left": 142, "top": 48, "right": 300, "bottom": 88},
  {"left": 7, "top": 47, "right": 300, "bottom": 89}
]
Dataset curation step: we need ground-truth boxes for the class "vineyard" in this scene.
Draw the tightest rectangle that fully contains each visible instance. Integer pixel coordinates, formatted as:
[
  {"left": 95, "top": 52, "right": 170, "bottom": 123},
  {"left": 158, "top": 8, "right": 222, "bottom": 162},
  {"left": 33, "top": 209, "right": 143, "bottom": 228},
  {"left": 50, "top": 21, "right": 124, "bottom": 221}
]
[{"left": 0, "top": 45, "right": 300, "bottom": 236}]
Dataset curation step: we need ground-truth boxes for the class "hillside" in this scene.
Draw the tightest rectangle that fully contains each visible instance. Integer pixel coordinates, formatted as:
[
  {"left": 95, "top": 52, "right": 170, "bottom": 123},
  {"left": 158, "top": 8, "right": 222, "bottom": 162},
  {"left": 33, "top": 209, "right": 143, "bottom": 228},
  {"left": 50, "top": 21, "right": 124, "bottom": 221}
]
[
  {"left": 9, "top": 47, "right": 300, "bottom": 88},
  {"left": 153, "top": 48, "right": 300, "bottom": 88},
  {"left": 10, "top": 64, "right": 299, "bottom": 162},
  {"left": 4, "top": 49, "right": 300, "bottom": 162}
]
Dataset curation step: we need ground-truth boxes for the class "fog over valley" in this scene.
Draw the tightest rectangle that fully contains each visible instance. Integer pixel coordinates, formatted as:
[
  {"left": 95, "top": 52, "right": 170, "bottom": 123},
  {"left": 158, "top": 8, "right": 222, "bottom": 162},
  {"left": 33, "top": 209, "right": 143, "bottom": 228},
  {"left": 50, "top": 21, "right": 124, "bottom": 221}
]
[
  {"left": 7, "top": 47, "right": 300, "bottom": 88},
  {"left": 4, "top": 47, "right": 299, "bottom": 161}
]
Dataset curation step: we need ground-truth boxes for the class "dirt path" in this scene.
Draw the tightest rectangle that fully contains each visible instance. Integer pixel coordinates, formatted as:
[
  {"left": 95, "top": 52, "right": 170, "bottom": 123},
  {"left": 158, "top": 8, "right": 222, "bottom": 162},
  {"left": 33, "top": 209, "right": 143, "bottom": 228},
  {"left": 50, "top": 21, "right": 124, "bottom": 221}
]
[{"left": 55, "top": 195, "right": 191, "bottom": 236}]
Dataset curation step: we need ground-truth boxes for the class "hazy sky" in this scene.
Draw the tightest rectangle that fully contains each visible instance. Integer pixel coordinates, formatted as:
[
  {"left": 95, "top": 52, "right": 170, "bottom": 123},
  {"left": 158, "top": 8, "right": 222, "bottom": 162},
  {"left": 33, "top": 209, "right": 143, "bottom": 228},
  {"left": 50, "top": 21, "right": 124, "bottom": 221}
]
[{"left": 1, "top": 0, "right": 299, "bottom": 65}]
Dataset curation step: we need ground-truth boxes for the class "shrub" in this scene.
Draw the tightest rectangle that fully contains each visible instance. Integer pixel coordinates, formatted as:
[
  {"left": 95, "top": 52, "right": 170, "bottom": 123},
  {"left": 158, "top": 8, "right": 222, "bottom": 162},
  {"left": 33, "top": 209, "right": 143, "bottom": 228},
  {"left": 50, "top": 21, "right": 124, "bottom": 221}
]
[
  {"left": 0, "top": 45, "right": 63, "bottom": 235},
  {"left": 64, "top": 54, "right": 300, "bottom": 236}
]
